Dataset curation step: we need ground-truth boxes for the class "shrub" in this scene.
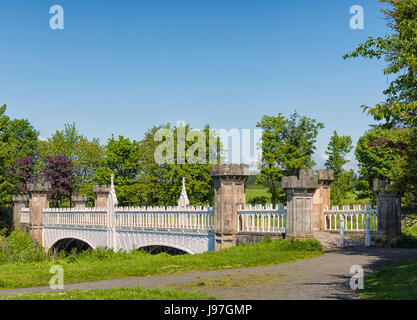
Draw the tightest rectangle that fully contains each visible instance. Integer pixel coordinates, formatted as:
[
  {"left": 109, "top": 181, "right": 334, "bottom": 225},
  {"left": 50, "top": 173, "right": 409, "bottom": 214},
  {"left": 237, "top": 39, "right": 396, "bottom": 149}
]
[
  {"left": 255, "top": 237, "right": 323, "bottom": 252},
  {"left": 248, "top": 196, "right": 269, "bottom": 205},
  {"left": 0, "top": 231, "right": 46, "bottom": 264}
]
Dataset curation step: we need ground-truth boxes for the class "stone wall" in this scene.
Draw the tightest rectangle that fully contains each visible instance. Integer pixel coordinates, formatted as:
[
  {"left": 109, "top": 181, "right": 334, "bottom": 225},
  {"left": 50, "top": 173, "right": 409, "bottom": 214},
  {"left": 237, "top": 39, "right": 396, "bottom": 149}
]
[{"left": 236, "top": 232, "right": 284, "bottom": 246}]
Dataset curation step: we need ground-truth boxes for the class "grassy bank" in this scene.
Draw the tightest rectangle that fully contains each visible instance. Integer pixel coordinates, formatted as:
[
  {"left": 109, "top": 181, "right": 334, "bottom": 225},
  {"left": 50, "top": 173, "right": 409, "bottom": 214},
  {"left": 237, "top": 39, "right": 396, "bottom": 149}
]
[
  {"left": 0, "top": 237, "right": 322, "bottom": 289},
  {"left": 361, "top": 258, "right": 417, "bottom": 300},
  {"left": 0, "top": 286, "right": 215, "bottom": 300}
]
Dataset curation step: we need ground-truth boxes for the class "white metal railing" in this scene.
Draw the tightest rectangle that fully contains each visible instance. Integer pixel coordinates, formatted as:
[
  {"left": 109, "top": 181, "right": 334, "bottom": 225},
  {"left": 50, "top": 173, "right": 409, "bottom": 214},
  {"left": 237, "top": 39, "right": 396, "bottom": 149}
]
[
  {"left": 324, "top": 205, "right": 377, "bottom": 231},
  {"left": 237, "top": 204, "right": 287, "bottom": 233},
  {"left": 21, "top": 207, "right": 30, "bottom": 224},
  {"left": 115, "top": 206, "right": 214, "bottom": 230},
  {"left": 43, "top": 207, "right": 107, "bottom": 227}
]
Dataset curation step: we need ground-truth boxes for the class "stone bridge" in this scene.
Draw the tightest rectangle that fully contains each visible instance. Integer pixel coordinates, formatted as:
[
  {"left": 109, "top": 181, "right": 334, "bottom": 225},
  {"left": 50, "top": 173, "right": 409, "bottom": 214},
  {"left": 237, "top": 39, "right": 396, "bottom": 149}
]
[{"left": 11, "top": 165, "right": 401, "bottom": 253}]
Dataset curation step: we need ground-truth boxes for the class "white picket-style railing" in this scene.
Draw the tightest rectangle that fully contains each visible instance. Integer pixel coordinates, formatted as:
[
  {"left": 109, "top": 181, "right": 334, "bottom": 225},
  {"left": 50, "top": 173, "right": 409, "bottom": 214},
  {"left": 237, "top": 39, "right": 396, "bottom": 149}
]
[
  {"left": 43, "top": 207, "right": 107, "bottom": 227},
  {"left": 115, "top": 206, "right": 214, "bottom": 230},
  {"left": 324, "top": 205, "right": 377, "bottom": 231},
  {"left": 237, "top": 204, "right": 287, "bottom": 233},
  {"left": 21, "top": 207, "right": 30, "bottom": 224},
  {"left": 42, "top": 206, "right": 214, "bottom": 231}
]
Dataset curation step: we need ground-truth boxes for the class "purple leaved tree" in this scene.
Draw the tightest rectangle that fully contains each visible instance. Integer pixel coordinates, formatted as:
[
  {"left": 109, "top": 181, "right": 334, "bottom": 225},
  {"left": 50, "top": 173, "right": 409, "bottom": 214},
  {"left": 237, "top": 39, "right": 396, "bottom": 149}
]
[
  {"left": 41, "top": 155, "right": 74, "bottom": 206},
  {"left": 11, "top": 156, "right": 37, "bottom": 194}
]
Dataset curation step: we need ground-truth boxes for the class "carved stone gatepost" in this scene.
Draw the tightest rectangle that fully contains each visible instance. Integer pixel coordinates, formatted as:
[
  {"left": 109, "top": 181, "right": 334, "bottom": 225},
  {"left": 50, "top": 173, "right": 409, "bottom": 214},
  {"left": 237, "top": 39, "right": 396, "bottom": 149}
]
[
  {"left": 283, "top": 169, "right": 334, "bottom": 236},
  {"left": 72, "top": 195, "right": 89, "bottom": 209},
  {"left": 373, "top": 180, "right": 402, "bottom": 244},
  {"left": 27, "top": 183, "right": 51, "bottom": 246},
  {"left": 210, "top": 164, "right": 249, "bottom": 251},
  {"left": 93, "top": 185, "right": 110, "bottom": 208},
  {"left": 12, "top": 195, "right": 29, "bottom": 231},
  {"left": 282, "top": 170, "right": 318, "bottom": 236},
  {"left": 312, "top": 170, "right": 334, "bottom": 231}
]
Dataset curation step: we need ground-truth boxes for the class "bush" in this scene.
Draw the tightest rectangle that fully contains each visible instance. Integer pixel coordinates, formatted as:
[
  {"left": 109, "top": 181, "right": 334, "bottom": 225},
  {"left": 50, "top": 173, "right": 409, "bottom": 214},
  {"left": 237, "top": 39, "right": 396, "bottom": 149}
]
[
  {"left": 256, "top": 237, "right": 323, "bottom": 252},
  {"left": 0, "top": 231, "right": 46, "bottom": 264},
  {"left": 248, "top": 196, "right": 270, "bottom": 205}
]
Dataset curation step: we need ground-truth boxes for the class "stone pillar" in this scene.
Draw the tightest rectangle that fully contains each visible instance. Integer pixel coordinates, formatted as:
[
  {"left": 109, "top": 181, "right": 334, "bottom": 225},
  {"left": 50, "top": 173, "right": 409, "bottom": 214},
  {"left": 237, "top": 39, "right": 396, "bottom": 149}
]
[
  {"left": 12, "top": 195, "right": 29, "bottom": 231},
  {"left": 27, "top": 183, "right": 51, "bottom": 246},
  {"left": 93, "top": 185, "right": 110, "bottom": 208},
  {"left": 72, "top": 195, "right": 89, "bottom": 209},
  {"left": 312, "top": 170, "right": 334, "bottom": 231},
  {"left": 283, "top": 170, "right": 319, "bottom": 236},
  {"left": 210, "top": 164, "right": 249, "bottom": 251},
  {"left": 373, "top": 180, "right": 402, "bottom": 244}
]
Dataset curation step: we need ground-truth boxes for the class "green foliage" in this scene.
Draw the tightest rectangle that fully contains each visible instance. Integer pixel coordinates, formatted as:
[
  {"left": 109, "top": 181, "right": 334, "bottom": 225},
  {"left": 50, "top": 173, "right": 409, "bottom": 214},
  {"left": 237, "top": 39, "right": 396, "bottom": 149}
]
[
  {"left": 325, "top": 131, "right": 355, "bottom": 205},
  {"left": 343, "top": 0, "right": 417, "bottom": 128},
  {"left": 96, "top": 124, "right": 220, "bottom": 207},
  {"left": 355, "top": 127, "right": 416, "bottom": 207},
  {"left": 0, "top": 105, "right": 39, "bottom": 206},
  {"left": 0, "top": 230, "right": 46, "bottom": 264},
  {"left": 345, "top": 0, "right": 417, "bottom": 209},
  {"left": 39, "top": 123, "right": 105, "bottom": 200},
  {"left": 256, "top": 111, "right": 324, "bottom": 205},
  {"left": 396, "top": 222, "right": 417, "bottom": 248},
  {"left": 248, "top": 195, "right": 270, "bottom": 205}
]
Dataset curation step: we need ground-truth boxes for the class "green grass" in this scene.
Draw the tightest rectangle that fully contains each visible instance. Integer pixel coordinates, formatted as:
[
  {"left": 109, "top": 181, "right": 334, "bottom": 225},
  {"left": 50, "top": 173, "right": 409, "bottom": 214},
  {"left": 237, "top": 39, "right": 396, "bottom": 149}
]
[
  {"left": 396, "top": 222, "right": 417, "bottom": 248},
  {"left": 361, "top": 220, "right": 417, "bottom": 299},
  {"left": 0, "top": 286, "right": 216, "bottom": 300},
  {"left": 0, "top": 238, "right": 322, "bottom": 289},
  {"left": 361, "top": 258, "right": 417, "bottom": 300},
  {"left": 245, "top": 187, "right": 271, "bottom": 204}
]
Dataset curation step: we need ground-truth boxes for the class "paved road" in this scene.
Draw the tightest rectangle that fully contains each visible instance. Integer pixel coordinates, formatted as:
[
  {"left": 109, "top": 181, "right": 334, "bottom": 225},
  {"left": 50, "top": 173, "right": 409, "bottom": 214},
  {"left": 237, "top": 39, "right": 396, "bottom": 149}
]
[{"left": 1, "top": 248, "right": 417, "bottom": 299}]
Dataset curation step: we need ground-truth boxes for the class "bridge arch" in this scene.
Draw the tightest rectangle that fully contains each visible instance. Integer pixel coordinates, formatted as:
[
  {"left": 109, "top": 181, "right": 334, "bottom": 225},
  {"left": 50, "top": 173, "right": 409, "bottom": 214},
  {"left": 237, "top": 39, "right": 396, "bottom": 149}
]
[
  {"left": 50, "top": 237, "right": 95, "bottom": 254},
  {"left": 136, "top": 245, "right": 189, "bottom": 255}
]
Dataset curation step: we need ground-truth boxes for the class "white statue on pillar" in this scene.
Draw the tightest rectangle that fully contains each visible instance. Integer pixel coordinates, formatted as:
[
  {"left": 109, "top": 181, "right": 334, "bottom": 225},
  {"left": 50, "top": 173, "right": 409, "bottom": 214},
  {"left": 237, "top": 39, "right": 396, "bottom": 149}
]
[
  {"left": 178, "top": 177, "right": 190, "bottom": 208},
  {"left": 110, "top": 174, "right": 118, "bottom": 207}
]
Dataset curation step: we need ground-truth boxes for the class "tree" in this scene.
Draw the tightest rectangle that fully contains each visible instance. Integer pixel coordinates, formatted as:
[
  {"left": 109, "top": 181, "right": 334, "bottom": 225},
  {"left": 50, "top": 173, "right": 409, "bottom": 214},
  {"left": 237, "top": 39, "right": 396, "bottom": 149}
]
[
  {"left": 40, "top": 123, "right": 105, "bottom": 196},
  {"left": 0, "top": 105, "right": 39, "bottom": 206},
  {"left": 344, "top": 0, "right": 417, "bottom": 209},
  {"left": 256, "top": 111, "right": 324, "bottom": 206},
  {"left": 95, "top": 123, "right": 221, "bottom": 207},
  {"left": 10, "top": 156, "right": 37, "bottom": 194},
  {"left": 355, "top": 127, "right": 411, "bottom": 204},
  {"left": 41, "top": 155, "right": 74, "bottom": 206},
  {"left": 325, "top": 131, "right": 354, "bottom": 204},
  {"left": 94, "top": 135, "right": 143, "bottom": 206},
  {"left": 343, "top": 0, "right": 417, "bottom": 128}
]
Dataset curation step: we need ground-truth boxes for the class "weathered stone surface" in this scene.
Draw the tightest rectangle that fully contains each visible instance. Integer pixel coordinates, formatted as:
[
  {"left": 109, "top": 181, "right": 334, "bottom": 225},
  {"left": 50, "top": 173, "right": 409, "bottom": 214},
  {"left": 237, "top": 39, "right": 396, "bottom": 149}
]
[
  {"left": 12, "top": 195, "right": 29, "bottom": 231},
  {"left": 93, "top": 185, "right": 110, "bottom": 208},
  {"left": 236, "top": 232, "right": 284, "bottom": 246},
  {"left": 72, "top": 195, "right": 89, "bottom": 209},
  {"left": 27, "top": 183, "right": 51, "bottom": 246},
  {"left": 283, "top": 170, "right": 334, "bottom": 236},
  {"left": 373, "top": 180, "right": 402, "bottom": 245},
  {"left": 210, "top": 164, "right": 249, "bottom": 251}
]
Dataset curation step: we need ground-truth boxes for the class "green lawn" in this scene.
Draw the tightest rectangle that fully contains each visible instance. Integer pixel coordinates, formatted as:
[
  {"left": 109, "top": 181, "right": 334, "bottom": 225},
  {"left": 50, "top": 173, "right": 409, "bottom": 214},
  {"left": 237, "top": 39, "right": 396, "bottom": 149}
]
[
  {"left": 361, "top": 258, "right": 417, "bottom": 300},
  {"left": 0, "top": 238, "right": 322, "bottom": 289},
  {"left": 0, "top": 286, "right": 215, "bottom": 300},
  {"left": 245, "top": 187, "right": 271, "bottom": 204}
]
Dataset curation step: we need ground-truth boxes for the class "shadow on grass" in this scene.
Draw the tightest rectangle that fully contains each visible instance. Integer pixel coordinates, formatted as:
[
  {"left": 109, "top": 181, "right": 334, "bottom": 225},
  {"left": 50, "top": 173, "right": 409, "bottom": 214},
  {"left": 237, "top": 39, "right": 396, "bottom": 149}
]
[{"left": 307, "top": 247, "right": 417, "bottom": 300}]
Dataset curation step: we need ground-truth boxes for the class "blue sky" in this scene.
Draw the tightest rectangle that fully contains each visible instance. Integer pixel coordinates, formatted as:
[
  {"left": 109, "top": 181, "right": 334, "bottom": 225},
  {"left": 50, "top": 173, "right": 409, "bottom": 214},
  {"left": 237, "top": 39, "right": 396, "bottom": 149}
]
[{"left": 0, "top": 0, "right": 390, "bottom": 170}]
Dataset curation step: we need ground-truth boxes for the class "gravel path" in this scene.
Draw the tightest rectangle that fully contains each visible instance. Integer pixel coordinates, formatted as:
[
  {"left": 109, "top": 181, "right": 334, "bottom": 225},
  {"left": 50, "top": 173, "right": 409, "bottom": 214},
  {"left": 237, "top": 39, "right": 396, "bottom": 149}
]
[{"left": 1, "top": 247, "right": 417, "bottom": 299}]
